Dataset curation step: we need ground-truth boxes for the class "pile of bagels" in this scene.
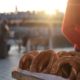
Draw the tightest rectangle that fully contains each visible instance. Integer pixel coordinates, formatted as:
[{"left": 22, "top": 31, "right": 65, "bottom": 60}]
[{"left": 19, "top": 50, "right": 80, "bottom": 80}]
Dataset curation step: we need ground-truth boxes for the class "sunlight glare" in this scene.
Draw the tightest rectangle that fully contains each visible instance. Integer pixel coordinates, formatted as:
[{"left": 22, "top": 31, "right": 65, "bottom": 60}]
[{"left": 0, "top": 0, "right": 68, "bottom": 14}]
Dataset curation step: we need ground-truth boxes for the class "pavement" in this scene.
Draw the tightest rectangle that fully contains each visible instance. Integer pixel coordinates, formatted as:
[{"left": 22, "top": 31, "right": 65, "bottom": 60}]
[{"left": 0, "top": 45, "right": 24, "bottom": 80}]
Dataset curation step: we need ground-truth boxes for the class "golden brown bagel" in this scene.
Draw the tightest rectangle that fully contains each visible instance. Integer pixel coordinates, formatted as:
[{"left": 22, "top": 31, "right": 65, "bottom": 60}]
[
  {"left": 19, "top": 50, "right": 39, "bottom": 70},
  {"left": 50, "top": 56, "right": 80, "bottom": 78},
  {"left": 57, "top": 51, "right": 76, "bottom": 58},
  {"left": 30, "top": 49, "right": 58, "bottom": 73}
]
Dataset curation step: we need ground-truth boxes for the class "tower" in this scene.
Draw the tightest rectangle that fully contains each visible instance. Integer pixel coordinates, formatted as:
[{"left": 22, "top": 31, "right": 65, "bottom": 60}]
[{"left": 15, "top": 6, "right": 18, "bottom": 14}]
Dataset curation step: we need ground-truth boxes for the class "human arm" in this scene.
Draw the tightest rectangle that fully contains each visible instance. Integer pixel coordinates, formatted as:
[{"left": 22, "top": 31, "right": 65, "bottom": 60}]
[{"left": 62, "top": 0, "right": 80, "bottom": 48}]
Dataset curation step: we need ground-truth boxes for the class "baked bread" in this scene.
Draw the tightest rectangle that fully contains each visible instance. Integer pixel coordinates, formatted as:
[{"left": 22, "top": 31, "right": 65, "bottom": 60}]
[
  {"left": 30, "top": 49, "right": 58, "bottom": 73},
  {"left": 19, "top": 50, "right": 39, "bottom": 70}
]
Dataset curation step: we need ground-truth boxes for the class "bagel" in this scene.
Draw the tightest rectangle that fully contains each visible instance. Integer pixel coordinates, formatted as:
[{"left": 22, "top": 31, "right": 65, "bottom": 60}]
[
  {"left": 19, "top": 50, "right": 39, "bottom": 70},
  {"left": 69, "top": 68, "right": 77, "bottom": 80},
  {"left": 30, "top": 49, "right": 58, "bottom": 73},
  {"left": 57, "top": 51, "right": 79, "bottom": 57},
  {"left": 68, "top": 51, "right": 80, "bottom": 57},
  {"left": 50, "top": 56, "right": 80, "bottom": 78}
]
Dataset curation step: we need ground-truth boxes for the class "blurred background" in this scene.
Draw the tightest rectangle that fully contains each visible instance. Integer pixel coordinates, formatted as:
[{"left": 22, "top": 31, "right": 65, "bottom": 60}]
[{"left": 0, "top": 0, "right": 72, "bottom": 52}]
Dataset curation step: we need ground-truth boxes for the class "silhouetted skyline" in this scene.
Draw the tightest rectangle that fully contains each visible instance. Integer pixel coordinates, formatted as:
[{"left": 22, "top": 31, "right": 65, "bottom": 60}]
[{"left": 0, "top": 0, "right": 68, "bottom": 14}]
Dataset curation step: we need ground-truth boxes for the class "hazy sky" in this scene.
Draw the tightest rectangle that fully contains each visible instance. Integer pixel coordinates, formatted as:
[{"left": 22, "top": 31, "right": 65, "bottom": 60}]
[{"left": 0, "top": 0, "right": 68, "bottom": 14}]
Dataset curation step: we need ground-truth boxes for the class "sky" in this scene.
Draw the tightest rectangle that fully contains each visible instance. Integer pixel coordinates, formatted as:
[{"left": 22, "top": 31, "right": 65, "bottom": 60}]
[{"left": 0, "top": 0, "right": 68, "bottom": 14}]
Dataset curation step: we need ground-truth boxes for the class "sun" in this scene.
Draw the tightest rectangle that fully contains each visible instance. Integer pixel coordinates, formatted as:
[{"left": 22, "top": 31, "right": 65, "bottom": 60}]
[
  {"left": 17, "top": 0, "right": 68, "bottom": 15},
  {"left": 40, "top": 0, "right": 68, "bottom": 15}
]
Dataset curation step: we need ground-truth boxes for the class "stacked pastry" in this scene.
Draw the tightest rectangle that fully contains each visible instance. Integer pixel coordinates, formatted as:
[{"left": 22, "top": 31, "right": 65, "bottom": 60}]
[
  {"left": 19, "top": 50, "right": 80, "bottom": 80},
  {"left": 19, "top": 50, "right": 39, "bottom": 70}
]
